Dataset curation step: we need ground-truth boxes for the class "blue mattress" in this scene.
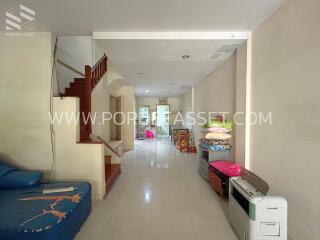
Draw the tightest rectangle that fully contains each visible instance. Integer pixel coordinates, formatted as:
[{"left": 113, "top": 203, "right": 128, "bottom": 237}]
[{"left": 0, "top": 182, "right": 91, "bottom": 240}]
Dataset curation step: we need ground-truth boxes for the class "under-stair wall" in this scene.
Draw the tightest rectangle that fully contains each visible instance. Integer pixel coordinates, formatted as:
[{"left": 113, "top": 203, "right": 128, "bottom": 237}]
[{"left": 52, "top": 97, "right": 105, "bottom": 199}]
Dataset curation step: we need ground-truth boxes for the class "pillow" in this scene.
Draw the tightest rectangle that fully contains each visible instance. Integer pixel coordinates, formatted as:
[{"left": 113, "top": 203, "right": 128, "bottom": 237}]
[
  {"left": 0, "top": 170, "right": 43, "bottom": 189},
  {"left": 207, "top": 127, "right": 231, "bottom": 133},
  {"left": 204, "top": 132, "right": 232, "bottom": 140},
  {"left": 0, "top": 161, "right": 15, "bottom": 178}
]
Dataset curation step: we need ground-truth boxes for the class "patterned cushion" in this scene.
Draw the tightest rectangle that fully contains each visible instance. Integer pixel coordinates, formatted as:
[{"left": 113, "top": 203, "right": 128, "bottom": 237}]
[{"left": 0, "top": 182, "right": 91, "bottom": 240}]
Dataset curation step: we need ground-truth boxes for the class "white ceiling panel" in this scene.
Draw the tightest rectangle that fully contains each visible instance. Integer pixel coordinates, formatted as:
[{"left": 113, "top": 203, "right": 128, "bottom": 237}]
[
  {"left": 96, "top": 39, "right": 245, "bottom": 96},
  {"left": 0, "top": 0, "right": 286, "bottom": 34}
]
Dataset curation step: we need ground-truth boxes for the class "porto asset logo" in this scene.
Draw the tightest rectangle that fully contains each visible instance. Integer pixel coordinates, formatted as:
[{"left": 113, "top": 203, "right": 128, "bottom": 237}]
[{"left": 5, "top": 4, "right": 35, "bottom": 36}]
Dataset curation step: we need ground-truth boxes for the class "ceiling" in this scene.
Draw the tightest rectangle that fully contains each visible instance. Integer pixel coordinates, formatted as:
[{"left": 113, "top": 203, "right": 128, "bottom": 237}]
[
  {"left": 0, "top": 0, "right": 286, "bottom": 97},
  {"left": 96, "top": 39, "right": 245, "bottom": 97},
  {"left": 0, "top": 0, "right": 286, "bottom": 34}
]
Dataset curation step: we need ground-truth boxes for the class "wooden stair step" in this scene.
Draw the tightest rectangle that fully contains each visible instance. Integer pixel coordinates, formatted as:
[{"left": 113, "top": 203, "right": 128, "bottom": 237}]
[
  {"left": 64, "top": 91, "right": 81, "bottom": 97},
  {"left": 64, "top": 93, "right": 81, "bottom": 97},
  {"left": 105, "top": 162, "right": 121, "bottom": 192},
  {"left": 68, "top": 87, "right": 84, "bottom": 94},
  {"left": 67, "top": 78, "right": 84, "bottom": 88},
  {"left": 65, "top": 89, "right": 84, "bottom": 96},
  {"left": 70, "top": 82, "right": 84, "bottom": 90},
  {"left": 74, "top": 78, "right": 85, "bottom": 83}
]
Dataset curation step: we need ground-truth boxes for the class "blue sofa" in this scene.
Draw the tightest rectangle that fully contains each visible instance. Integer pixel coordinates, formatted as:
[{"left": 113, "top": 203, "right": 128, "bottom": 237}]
[{"left": 0, "top": 161, "right": 91, "bottom": 240}]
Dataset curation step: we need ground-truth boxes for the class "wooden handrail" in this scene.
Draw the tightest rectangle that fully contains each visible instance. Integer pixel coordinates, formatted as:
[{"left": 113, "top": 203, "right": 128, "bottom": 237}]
[
  {"left": 57, "top": 59, "right": 85, "bottom": 77},
  {"left": 90, "top": 54, "right": 108, "bottom": 88},
  {"left": 84, "top": 65, "right": 92, "bottom": 134},
  {"left": 92, "top": 53, "right": 107, "bottom": 70},
  {"left": 80, "top": 54, "right": 108, "bottom": 141},
  {"left": 96, "top": 136, "right": 121, "bottom": 158}
]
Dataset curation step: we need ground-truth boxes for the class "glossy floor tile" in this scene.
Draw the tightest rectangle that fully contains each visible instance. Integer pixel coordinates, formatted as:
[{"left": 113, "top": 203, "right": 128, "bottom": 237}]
[{"left": 75, "top": 138, "right": 237, "bottom": 240}]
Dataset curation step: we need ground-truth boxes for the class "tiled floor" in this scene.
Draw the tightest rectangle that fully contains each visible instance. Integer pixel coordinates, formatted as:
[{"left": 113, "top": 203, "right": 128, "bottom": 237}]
[{"left": 75, "top": 138, "right": 237, "bottom": 240}]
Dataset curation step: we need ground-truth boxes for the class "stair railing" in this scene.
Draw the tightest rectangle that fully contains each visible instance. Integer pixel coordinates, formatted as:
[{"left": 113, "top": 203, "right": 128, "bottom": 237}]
[
  {"left": 57, "top": 59, "right": 85, "bottom": 77},
  {"left": 93, "top": 135, "right": 121, "bottom": 158},
  {"left": 83, "top": 54, "right": 108, "bottom": 136}
]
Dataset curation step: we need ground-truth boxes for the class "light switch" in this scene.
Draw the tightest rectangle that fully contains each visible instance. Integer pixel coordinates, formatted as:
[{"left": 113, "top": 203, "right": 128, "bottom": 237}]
[{"left": 260, "top": 222, "right": 280, "bottom": 236}]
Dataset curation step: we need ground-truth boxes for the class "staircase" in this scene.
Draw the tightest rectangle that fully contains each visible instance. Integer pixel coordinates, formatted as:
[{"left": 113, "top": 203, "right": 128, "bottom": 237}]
[
  {"left": 62, "top": 54, "right": 121, "bottom": 193},
  {"left": 64, "top": 54, "right": 108, "bottom": 142}
]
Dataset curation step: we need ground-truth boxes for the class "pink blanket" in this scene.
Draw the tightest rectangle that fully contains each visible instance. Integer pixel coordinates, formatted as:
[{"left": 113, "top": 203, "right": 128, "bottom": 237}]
[
  {"left": 145, "top": 130, "right": 154, "bottom": 138},
  {"left": 209, "top": 160, "right": 241, "bottom": 177}
]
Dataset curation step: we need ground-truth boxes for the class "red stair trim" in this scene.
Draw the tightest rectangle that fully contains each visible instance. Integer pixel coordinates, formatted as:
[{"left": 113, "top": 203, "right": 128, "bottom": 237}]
[
  {"left": 64, "top": 54, "right": 108, "bottom": 142},
  {"left": 104, "top": 155, "right": 121, "bottom": 193}
]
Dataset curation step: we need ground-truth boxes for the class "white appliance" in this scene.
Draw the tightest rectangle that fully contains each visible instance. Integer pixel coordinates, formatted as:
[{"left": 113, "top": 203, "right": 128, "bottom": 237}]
[{"left": 229, "top": 177, "right": 287, "bottom": 240}]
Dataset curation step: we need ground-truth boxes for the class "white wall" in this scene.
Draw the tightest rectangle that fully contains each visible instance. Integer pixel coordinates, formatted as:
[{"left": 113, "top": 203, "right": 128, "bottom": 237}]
[
  {"left": 180, "top": 89, "right": 193, "bottom": 130},
  {"left": 91, "top": 44, "right": 134, "bottom": 151},
  {"left": 137, "top": 97, "right": 182, "bottom": 126},
  {"left": 0, "top": 32, "right": 53, "bottom": 174},
  {"left": 56, "top": 36, "right": 93, "bottom": 95},
  {"left": 234, "top": 42, "right": 247, "bottom": 167},
  {"left": 137, "top": 97, "right": 181, "bottom": 111},
  {"left": 91, "top": 73, "right": 110, "bottom": 143},
  {"left": 93, "top": 39, "right": 106, "bottom": 63},
  {"left": 118, "top": 86, "right": 136, "bottom": 151},
  {"left": 53, "top": 97, "right": 105, "bottom": 199},
  {"left": 250, "top": 0, "right": 320, "bottom": 239},
  {"left": 193, "top": 53, "right": 236, "bottom": 151}
]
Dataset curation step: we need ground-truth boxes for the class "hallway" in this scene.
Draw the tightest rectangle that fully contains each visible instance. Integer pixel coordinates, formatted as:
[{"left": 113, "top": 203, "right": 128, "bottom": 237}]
[{"left": 75, "top": 139, "right": 237, "bottom": 240}]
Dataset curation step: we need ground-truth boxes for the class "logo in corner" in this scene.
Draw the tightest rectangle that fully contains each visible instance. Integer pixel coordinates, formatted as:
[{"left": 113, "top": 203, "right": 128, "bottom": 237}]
[{"left": 5, "top": 4, "right": 36, "bottom": 35}]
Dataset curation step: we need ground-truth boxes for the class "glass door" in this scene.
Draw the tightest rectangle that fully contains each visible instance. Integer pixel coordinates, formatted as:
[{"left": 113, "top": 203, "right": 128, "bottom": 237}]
[
  {"left": 156, "top": 104, "right": 170, "bottom": 137},
  {"left": 139, "top": 106, "right": 150, "bottom": 126}
]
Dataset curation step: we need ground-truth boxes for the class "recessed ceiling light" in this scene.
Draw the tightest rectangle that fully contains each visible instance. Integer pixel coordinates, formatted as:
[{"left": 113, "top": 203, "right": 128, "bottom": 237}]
[
  {"left": 182, "top": 55, "right": 190, "bottom": 59},
  {"left": 145, "top": 89, "right": 150, "bottom": 93}
]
